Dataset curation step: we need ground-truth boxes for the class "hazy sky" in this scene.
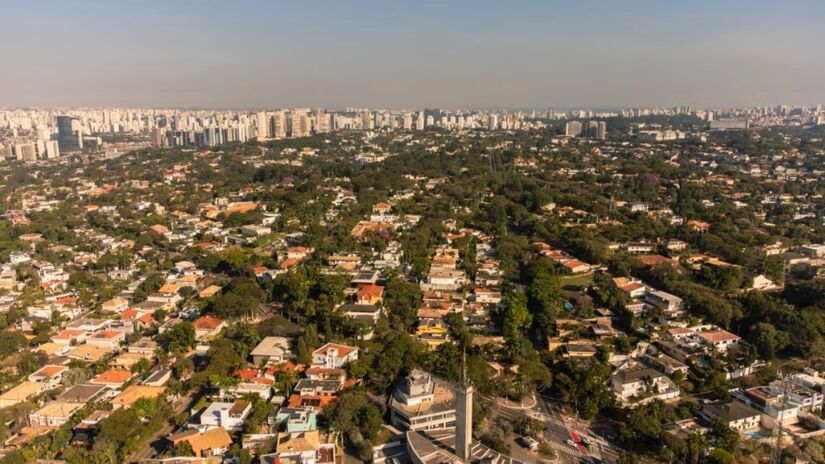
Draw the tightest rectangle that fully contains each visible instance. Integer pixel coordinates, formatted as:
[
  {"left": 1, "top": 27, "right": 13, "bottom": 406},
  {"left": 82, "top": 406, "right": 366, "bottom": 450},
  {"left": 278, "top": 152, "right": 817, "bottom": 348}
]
[{"left": 2, "top": 0, "right": 824, "bottom": 109}]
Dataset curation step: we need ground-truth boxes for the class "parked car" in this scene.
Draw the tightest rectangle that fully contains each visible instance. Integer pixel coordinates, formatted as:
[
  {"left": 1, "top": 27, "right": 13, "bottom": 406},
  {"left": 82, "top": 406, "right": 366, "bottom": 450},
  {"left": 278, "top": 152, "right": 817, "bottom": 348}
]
[
  {"left": 566, "top": 439, "right": 577, "bottom": 447},
  {"left": 520, "top": 436, "right": 539, "bottom": 451}
]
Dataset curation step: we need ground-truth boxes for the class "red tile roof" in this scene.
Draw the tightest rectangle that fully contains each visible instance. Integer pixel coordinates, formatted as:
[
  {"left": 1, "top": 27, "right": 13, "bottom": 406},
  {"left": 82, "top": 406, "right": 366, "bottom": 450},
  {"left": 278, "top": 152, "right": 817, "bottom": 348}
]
[{"left": 193, "top": 315, "right": 224, "bottom": 330}]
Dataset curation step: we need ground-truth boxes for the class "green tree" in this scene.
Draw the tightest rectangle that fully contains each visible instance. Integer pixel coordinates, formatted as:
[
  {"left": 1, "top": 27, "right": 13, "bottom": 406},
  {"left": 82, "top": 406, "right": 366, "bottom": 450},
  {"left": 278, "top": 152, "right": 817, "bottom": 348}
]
[
  {"left": 160, "top": 322, "right": 196, "bottom": 353},
  {"left": 174, "top": 440, "right": 195, "bottom": 457}
]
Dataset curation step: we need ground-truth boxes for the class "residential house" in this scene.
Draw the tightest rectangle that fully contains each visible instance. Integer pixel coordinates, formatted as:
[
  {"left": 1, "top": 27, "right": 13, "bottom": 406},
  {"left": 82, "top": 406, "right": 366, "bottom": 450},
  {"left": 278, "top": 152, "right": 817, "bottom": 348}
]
[
  {"left": 27, "top": 365, "right": 68, "bottom": 389},
  {"left": 128, "top": 337, "right": 159, "bottom": 356},
  {"left": 701, "top": 401, "right": 761, "bottom": 432},
  {"left": 192, "top": 315, "right": 227, "bottom": 340},
  {"left": 57, "top": 383, "right": 107, "bottom": 404},
  {"left": 168, "top": 427, "right": 233, "bottom": 458},
  {"left": 101, "top": 297, "right": 129, "bottom": 313},
  {"left": 273, "top": 407, "right": 317, "bottom": 433},
  {"left": 610, "top": 365, "right": 680, "bottom": 407},
  {"left": 695, "top": 330, "right": 740, "bottom": 353},
  {"left": 645, "top": 290, "right": 685, "bottom": 319},
  {"left": 250, "top": 336, "right": 293, "bottom": 365},
  {"left": 91, "top": 370, "right": 134, "bottom": 389},
  {"left": 29, "top": 401, "right": 85, "bottom": 427},
  {"left": 287, "top": 380, "right": 342, "bottom": 411},
  {"left": 266, "top": 430, "right": 336, "bottom": 464},
  {"left": 0, "top": 382, "right": 44, "bottom": 408},
  {"left": 86, "top": 330, "right": 126, "bottom": 350},
  {"left": 111, "top": 385, "right": 166, "bottom": 410},
  {"left": 311, "top": 343, "right": 358, "bottom": 369},
  {"left": 199, "top": 400, "right": 252, "bottom": 432}
]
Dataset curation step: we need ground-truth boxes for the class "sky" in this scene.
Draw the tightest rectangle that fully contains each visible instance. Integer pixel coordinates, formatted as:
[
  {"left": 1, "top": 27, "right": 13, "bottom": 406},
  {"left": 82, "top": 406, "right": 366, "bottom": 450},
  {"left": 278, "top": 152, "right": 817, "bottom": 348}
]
[{"left": 1, "top": 0, "right": 824, "bottom": 109}]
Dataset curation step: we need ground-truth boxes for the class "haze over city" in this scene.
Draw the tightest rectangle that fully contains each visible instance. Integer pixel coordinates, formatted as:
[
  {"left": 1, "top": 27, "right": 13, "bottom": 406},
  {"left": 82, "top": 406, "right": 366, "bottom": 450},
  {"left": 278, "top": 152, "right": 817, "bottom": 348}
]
[
  {"left": 3, "top": 0, "right": 825, "bottom": 109},
  {"left": 4, "top": 3, "right": 825, "bottom": 464}
]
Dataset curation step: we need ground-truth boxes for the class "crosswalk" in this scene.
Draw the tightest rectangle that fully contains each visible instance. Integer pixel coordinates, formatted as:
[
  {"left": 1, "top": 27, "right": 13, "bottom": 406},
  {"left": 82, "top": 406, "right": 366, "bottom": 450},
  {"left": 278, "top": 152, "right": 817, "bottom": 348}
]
[
  {"left": 493, "top": 400, "right": 622, "bottom": 464},
  {"left": 546, "top": 438, "right": 587, "bottom": 459}
]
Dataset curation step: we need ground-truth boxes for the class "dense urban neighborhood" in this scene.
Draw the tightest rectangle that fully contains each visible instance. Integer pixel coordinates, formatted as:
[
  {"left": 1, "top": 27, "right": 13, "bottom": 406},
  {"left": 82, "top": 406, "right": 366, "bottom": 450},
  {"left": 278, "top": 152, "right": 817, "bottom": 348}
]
[{"left": 0, "top": 106, "right": 825, "bottom": 464}]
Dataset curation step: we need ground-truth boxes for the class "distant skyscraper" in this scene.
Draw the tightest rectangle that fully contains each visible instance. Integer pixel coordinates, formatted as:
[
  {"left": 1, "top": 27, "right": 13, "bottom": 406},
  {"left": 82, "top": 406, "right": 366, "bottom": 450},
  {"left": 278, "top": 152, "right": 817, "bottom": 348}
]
[
  {"left": 402, "top": 113, "right": 413, "bottom": 130},
  {"left": 56, "top": 115, "right": 83, "bottom": 151},
  {"left": 415, "top": 112, "right": 425, "bottom": 130},
  {"left": 565, "top": 120, "right": 583, "bottom": 137},
  {"left": 313, "top": 109, "right": 330, "bottom": 133},
  {"left": 272, "top": 111, "right": 286, "bottom": 138},
  {"left": 289, "top": 110, "right": 310, "bottom": 137},
  {"left": 587, "top": 120, "right": 606, "bottom": 139},
  {"left": 13, "top": 143, "right": 37, "bottom": 162},
  {"left": 360, "top": 110, "right": 373, "bottom": 130},
  {"left": 487, "top": 114, "right": 498, "bottom": 130},
  {"left": 256, "top": 111, "right": 270, "bottom": 139},
  {"left": 44, "top": 140, "right": 60, "bottom": 159},
  {"left": 151, "top": 127, "right": 165, "bottom": 147}
]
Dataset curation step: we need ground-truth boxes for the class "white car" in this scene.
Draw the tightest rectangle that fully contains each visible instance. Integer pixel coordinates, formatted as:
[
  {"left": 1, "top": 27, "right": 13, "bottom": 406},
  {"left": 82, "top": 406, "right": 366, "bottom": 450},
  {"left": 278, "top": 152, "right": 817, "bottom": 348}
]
[
  {"left": 520, "top": 436, "right": 539, "bottom": 451},
  {"left": 566, "top": 439, "right": 577, "bottom": 447}
]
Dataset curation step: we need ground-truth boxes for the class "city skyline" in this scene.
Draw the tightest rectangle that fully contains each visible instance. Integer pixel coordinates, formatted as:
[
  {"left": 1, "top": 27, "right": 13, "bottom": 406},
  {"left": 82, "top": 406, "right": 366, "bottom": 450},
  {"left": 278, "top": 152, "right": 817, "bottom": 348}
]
[{"left": 2, "top": 0, "right": 824, "bottom": 109}]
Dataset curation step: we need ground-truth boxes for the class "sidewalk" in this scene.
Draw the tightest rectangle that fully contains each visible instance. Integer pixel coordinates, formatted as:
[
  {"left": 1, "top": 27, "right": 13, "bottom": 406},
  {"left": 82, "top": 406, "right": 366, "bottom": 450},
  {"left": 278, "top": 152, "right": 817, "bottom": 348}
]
[{"left": 495, "top": 393, "right": 537, "bottom": 410}]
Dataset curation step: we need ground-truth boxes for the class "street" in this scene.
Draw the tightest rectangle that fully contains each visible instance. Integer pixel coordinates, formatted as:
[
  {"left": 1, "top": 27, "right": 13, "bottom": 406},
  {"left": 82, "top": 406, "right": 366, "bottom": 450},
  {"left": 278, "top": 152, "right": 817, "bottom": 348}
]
[{"left": 489, "top": 393, "right": 623, "bottom": 464}]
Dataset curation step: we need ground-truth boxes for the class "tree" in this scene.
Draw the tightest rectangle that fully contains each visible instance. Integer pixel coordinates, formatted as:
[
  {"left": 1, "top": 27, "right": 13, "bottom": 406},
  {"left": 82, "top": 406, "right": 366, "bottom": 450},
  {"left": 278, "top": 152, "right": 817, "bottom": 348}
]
[
  {"left": 750, "top": 322, "right": 789, "bottom": 359},
  {"left": 160, "top": 322, "right": 196, "bottom": 353},
  {"left": 0, "top": 330, "right": 27, "bottom": 360},
  {"left": 173, "top": 440, "right": 195, "bottom": 457},
  {"left": 513, "top": 416, "right": 545, "bottom": 437},
  {"left": 133, "top": 273, "right": 165, "bottom": 302},
  {"left": 322, "top": 389, "right": 383, "bottom": 460},
  {"left": 209, "top": 277, "right": 264, "bottom": 319},
  {"left": 383, "top": 273, "right": 421, "bottom": 332},
  {"left": 705, "top": 448, "right": 734, "bottom": 464},
  {"left": 698, "top": 265, "right": 744, "bottom": 292},
  {"left": 502, "top": 291, "right": 531, "bottom": 337}
]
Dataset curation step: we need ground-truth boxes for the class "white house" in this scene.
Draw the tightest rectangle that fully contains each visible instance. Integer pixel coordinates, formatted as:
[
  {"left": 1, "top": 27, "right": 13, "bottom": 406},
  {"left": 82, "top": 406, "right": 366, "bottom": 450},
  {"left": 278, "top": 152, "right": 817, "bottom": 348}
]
[{"left": 311, "top": 343, "right": 359, "bottom": 369}]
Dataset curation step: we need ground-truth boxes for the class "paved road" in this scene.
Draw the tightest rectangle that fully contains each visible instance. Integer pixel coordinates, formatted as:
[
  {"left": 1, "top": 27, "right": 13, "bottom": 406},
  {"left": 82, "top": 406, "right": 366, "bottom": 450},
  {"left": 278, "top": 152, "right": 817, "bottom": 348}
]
[{"left": 534, "top": 395, "right": 622, "bottom": 464}]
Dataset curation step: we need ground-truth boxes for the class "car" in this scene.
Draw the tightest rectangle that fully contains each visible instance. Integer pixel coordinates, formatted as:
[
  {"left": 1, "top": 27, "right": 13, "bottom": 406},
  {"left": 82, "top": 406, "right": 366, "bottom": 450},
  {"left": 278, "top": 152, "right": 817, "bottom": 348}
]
[
  {"left": 520, "top": 436, "right": 540, "bottom": 451},
  {"left": 566, "top": 439, "right": 577, "bottom": 447},
  {"left": 581, "top": 437, "right": 592, "bottom": 446}
]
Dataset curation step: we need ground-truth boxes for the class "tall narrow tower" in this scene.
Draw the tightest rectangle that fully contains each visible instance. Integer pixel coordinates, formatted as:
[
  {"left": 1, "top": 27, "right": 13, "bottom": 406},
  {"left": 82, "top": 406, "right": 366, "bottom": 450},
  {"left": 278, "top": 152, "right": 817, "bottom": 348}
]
[
  {"left": 456, "top": 350, "right": 473, "bottom": 462},
  {"left": 455, "top": 382, "right": 473, "bottom": 461}
]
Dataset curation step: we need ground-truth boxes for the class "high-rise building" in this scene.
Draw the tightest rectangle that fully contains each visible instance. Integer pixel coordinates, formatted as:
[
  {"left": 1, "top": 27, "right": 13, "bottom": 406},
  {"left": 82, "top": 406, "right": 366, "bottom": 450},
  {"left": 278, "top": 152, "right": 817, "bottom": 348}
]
[
  {"left": 151, "top": 127, "right": 165, "bottom": 147},
  {"left": 44, "top": 140, "right": 60, "bottom": 159},
  {"left": 402, "top": 113, "right": 413, "bottom": 130},
  {"left": 56, "top": 115, "right": 83, "bottom": 151},
  {"left": 360, "top": 110, "right": 373, "bottom": 130},
  {"left": 289, "top": 110, "right": 310, "bottom": 137},
  {"left": 313, "top": 109, "right": 330, "bottom": 133},
  {"left": 415, "top": 112, "right": 425, "bottom": 130},
  {"left": 487, "top": 114, "right": 498, "bottom": 130},
  {"left": 271, "top": 111, "right": 286, "bottom": 138},
  {"left": 255, "top": 111, "right": 270, "bottom": 139},
  {"left": 13, "top": 143, "right": 37, "bottom": 162},
  {"left": 35, "top": 140, "right": 46, "bottom": 158},
  {"left": 565, "top": 120, "right": 583, "bottom": 137},
  {"left": 588, "top": 121, "right": 606, "bottom": 139}
]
